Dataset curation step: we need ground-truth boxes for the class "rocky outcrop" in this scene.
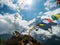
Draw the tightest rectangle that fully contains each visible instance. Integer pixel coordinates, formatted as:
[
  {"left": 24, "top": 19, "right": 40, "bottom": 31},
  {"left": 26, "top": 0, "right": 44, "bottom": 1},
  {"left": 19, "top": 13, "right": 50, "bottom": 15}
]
[{"left": 6, "top": 31, "right": 42, "bottom": 45}]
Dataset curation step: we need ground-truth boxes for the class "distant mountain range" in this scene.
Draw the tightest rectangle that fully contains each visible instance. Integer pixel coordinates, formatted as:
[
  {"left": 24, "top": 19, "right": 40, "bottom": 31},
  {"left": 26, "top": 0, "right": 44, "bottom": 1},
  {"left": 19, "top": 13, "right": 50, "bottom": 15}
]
[{"left": 0, "top": 34, "right": 12, "bottom": 41}]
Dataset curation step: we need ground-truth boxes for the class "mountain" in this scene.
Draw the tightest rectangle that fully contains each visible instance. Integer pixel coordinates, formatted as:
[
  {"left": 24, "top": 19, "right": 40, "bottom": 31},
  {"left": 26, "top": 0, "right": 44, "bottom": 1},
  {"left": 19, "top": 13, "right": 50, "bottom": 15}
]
[
  {"left": 6, "top": 31, "right": 42, "bottom": 45},
  {"left": 0, "top": 34, "right": 12, "bottom": 41}
]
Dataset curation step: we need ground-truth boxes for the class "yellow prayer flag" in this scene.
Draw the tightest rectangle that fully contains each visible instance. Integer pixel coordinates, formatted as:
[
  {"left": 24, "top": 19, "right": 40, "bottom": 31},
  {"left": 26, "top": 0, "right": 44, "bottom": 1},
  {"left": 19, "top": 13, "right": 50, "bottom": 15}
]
[
  {"left": 54, "top": 13, "right": 60, "bottom": 19},
  {"left": 39, "top": 24, "right": 44, "bottom": 27}
]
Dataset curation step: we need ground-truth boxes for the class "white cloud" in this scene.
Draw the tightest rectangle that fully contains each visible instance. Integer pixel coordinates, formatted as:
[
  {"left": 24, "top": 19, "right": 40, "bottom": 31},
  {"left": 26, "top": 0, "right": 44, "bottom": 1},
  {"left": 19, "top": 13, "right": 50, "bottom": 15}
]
[
  {"left": 44, "top": 0, "right": 57, "bottom": 10},
  {"left": 30, "top": 24, "right": 60, "bottom": 41},
  {"left": 26, "top": 13, "right": 60, "bottom": 41},
  {"left": 0, "top": 0, "right": 32, "bottom": 10},
  {"left": 0, "top": 0, "right": 18, "bottom": 9},
  {"left": 41, "top": 16, "right": 52, "bottom": 20},
  {"left": 24, "top": 8, "right": 60, "bottom": 40},
  {"left": 39, "top": 12, "right": 43, "bottom": 15},
  {"left": 43, "top": 8, "right": 60, "bottom": 23},
  {"left": 0, "top": 13, "right": 60, "bottom": 43},
  {"left": 0, "top": 13, "right": 30, "bottom": 34},
  {"left": 44, "top": 8, "right": 60, "bottom": 17},
  {"left": 23, "top": 6, "right": 32, "bottom": 10},
  {"left": 0, "top": 0, "right": 60, "bottom": 42},
  {"left": 28, "top": 18, "right": 36, "bottom": 25},
  {"left": 0, "top": 12, "right": 38, "bottom": 34}
]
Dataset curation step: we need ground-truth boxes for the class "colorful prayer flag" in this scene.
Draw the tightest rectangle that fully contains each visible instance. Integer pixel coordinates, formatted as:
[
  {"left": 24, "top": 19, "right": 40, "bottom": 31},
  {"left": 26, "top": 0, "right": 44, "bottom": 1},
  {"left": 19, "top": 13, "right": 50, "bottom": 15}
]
[
  {"left": 42, "top": 18, "right": 53, "bottom": 23},
  {"left": 39, "top": 24, "right": 45, "bottom": 27},
  {"left": 52, "top": 15, "right": 58, "bottom": 20},
  {"left": 54, "top": 13, "right": 60, "bottom": 19}
]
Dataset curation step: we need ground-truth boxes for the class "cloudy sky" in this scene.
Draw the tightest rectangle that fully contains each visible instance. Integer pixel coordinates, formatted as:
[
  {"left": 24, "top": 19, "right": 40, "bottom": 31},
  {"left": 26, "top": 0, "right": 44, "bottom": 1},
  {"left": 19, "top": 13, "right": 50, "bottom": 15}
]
[
  {"left": 0, "top": 0, "right": 59, "bottom": 20},
  {"left": 0, "top": 0, "right": 60, "bottom": 45}
]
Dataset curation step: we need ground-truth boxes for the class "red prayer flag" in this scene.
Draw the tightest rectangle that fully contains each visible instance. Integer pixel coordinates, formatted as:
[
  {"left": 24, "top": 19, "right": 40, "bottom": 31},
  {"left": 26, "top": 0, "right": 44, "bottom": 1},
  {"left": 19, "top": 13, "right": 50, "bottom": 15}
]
[{"left": 45, "top": 18, "right": 53, "bottom": 22}]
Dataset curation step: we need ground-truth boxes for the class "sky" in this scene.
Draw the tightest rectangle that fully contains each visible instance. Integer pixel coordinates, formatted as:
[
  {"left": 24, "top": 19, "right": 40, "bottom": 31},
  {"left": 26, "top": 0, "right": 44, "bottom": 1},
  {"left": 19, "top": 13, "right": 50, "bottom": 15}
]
[
  {"left": 0, "top": 0, "right": 59, "bottom": 21},
  {"left": 0, "top": 0, "right": 60, "bottom": 45},
  {"left": 0, "top": 0, "right": 60, "bottom": 35}
]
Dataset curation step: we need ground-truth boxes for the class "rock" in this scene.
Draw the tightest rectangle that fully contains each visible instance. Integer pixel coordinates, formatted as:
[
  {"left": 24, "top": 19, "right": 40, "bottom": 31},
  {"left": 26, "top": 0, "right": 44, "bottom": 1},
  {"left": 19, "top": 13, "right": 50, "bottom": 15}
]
[{"left": 6, "top": 31, "right": 42, "bottom": 45}]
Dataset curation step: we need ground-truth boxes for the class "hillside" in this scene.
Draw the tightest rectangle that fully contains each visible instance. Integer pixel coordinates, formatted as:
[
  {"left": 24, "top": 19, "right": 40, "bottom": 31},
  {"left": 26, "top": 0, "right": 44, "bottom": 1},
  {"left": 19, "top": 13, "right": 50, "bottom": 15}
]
[{"left": 6, "top": 32, "right": 42, "bottom": 45}]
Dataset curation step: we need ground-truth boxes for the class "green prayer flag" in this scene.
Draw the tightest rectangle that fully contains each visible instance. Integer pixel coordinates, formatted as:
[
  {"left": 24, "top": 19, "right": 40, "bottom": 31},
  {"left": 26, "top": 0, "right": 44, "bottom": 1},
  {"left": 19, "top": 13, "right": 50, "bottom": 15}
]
[{"left": 52, "top": 15, "right": 58, "bottom": 20}]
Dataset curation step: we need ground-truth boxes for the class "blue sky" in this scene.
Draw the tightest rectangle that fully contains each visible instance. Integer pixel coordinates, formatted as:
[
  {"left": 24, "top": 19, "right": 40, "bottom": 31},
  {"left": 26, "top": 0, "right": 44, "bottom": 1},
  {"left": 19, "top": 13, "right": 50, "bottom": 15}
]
[
  {"left": 0, "top": 1, "right": 60, "bottom": 44},
  {"left": 0, "top": 0, "right": 60, "bottom": 33},
  {"left": 0, "top": 0, "right": 58, "bottom": 21},
  {"left": 0, "top": 0, "right": 45, "bottom": 20},
  {"left": 21, "top": 0, "right": 46, "bottom": 20}
]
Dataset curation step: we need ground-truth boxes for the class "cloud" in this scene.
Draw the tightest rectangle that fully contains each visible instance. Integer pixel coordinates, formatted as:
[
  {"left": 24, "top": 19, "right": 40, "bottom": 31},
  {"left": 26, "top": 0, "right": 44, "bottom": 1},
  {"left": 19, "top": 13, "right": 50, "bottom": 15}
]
[
  {"left": 28, "top": 18, "right": 36, "bottom": 25},
  {"left": 44, "top": 0, "right": 57, "bottom": 10},
  {"left": 0, "top": 13, "right": 30, "bottom": 34},
  {"left": 39, "top": 12, "right": 43, "bottom": 15},
  {"left": 23, "top": 6, "right": 31, "bottom": 10},
  {"left": 41, "top": 16, "right": 52, "bottom": 20},
  {"left": 0, "top": 0, "right": 60, "bottom": 44},
  {"left": 0, "top": 0, "right": 17, "bottom": 9},
  {"left": 0, "top": 0, "right": 32, "bottom": 11},
  {"left": 30, "top": 23, "right": 60, "bottom": 42},
  {"left": 0, "top": 12, "right": 38, "bottom": 34},
  {"left": 24, "top": 7, "right": 60, "bottom": 41},
  {"left": 44, "top": 8, "right": 60, "bottom": 17},
  {"left": 12, "top": 13, "right": 60, "bottom": 44},
  {"left": 43, "top": 8, "right": 60, "bottom": 23},
  {"left": 26, "top": 10, "right": 60, "bottom": 42}
]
